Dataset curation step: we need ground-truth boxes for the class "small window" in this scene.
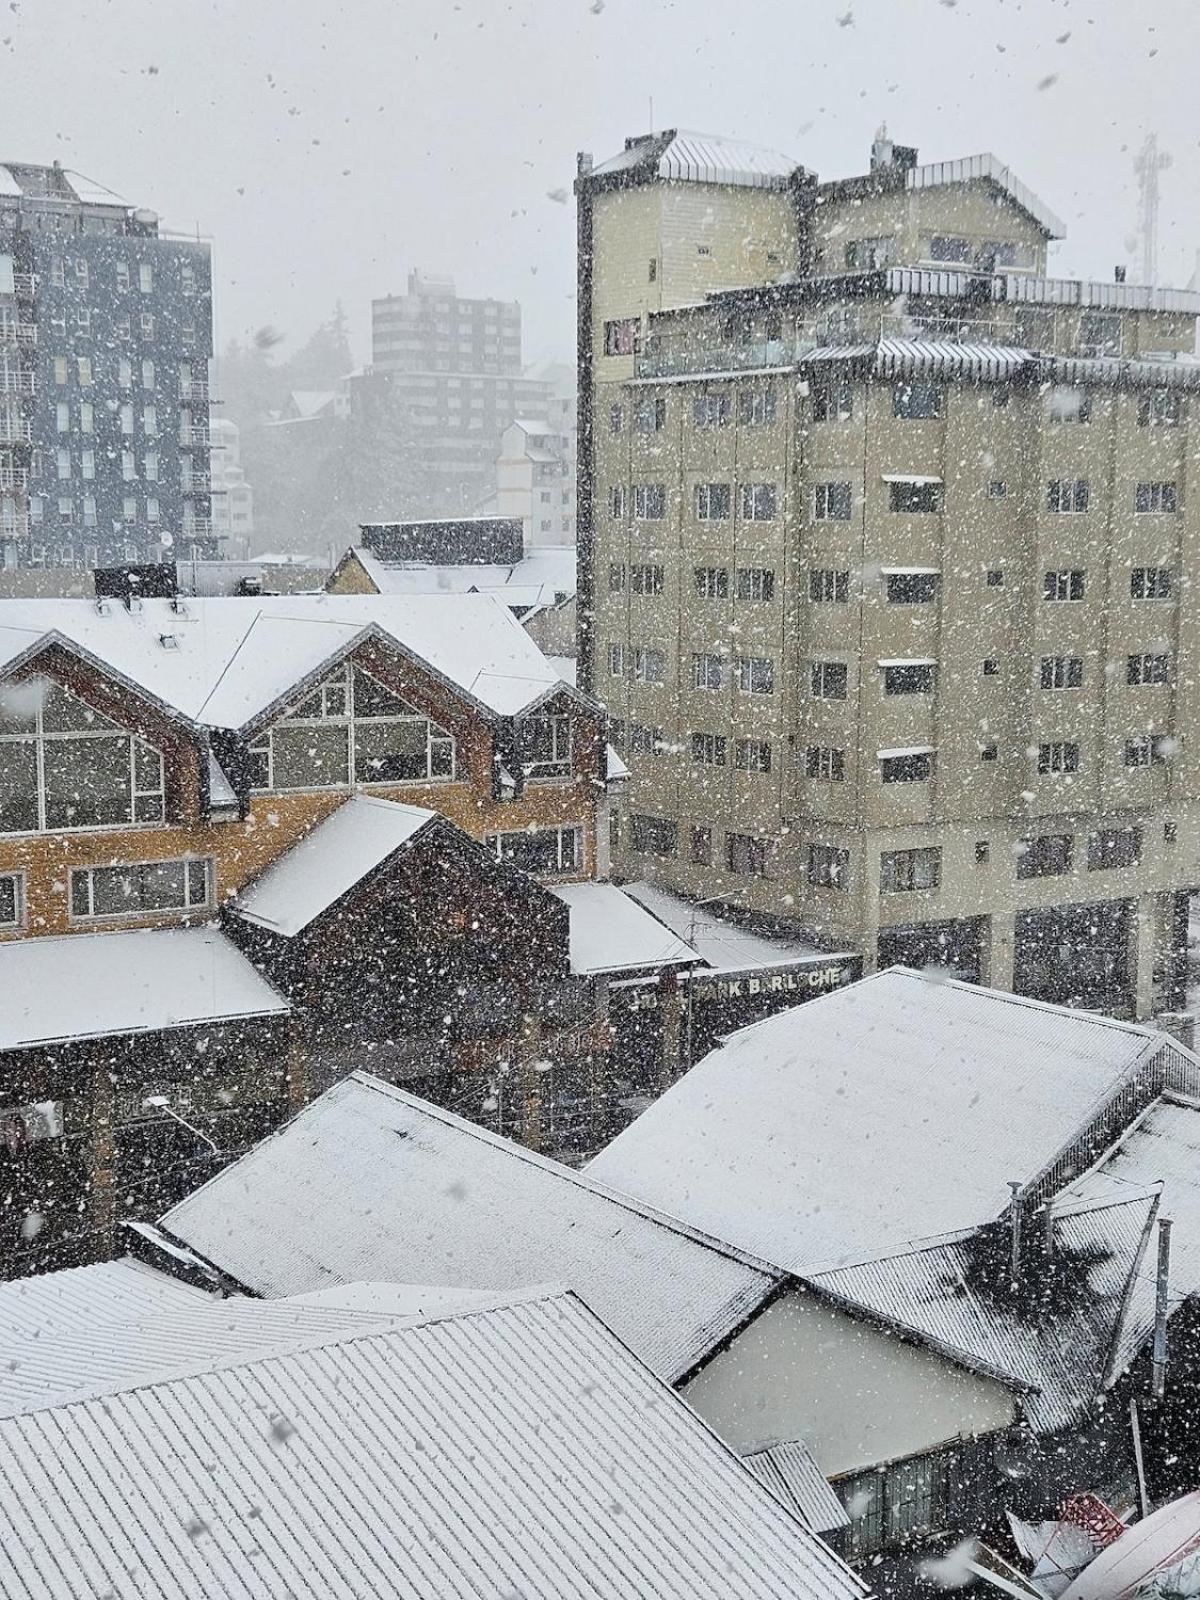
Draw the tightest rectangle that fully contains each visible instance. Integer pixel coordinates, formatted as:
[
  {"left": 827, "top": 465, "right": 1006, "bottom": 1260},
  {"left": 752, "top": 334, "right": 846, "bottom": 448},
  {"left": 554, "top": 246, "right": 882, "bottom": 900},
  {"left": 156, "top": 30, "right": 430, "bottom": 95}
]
[
  {"left": 608, "top": 485, "right": 628, "bottom": 519},
  {"left": 138, "top": 262, "right": 154, "bottom": 292},
  {"left": 811, "top": 661, "right": 848, "bottom": 699},
  {"left": 694, "top": 567, "right": 728, "bottom": 599},
  {"left": 893, "top": 382, "right": 943, "bottom": 420},
  {"left": 695, "top": 483, "right": 731, "bottom": 521},
  {"left": 975, "top": 841, "right": 990, "bottom": 863},
  {"left": 807, "top": 844, "right": 848, "bottom": 889},
  {"left": 1047, "top": 388, "right": 1092, "bottom": 424},
  {"left": 70, "top": 859, "right": 212, "bottom": 921},
  {"left": 691, "top": 732, "right": 727, "bottom": 767},
  {"left": 635, "top": 397, "right": 667, "bottom": 434},
  {"left": 986, "top": 570, "right": 1004, "bottom": 588},
  {"left": 811, "top": 378, "right": 853, "bottom": 423},
  {"left": 1041, "top": 656, "right": 1084, "bottom": 690},
  {"left": 633, "top": 484, "right": 666, "bottom": 521},
  {"left": 1127, "top": 653, "right": 1170, "bottom": 685},
  {"left": 886, "top": 572, "right": 937, "bottom": 604},
  {"left": 980, "top": 743, "right": 998, "bottom": 761},
  {"left": 1088, "top": 827, "right": 1142, "bottom": 870},
  {"left": 739, "top": 386, "right": 777, "bottom": 426},
  {"left": 734, "top": 738, "right": 772, "bottom": 773},
  {"left": 728, "top": 832, "right": 774, "bottom": 878},
  {"left": 1016, "top": 834, "right": 1073, "bottom": 879},
  {"left": 0, "top": 872, "right": 23, "bottom": 929},
  {"left": 739, "top": 483, "right": 777, "bottom": 521},
  {"left": 805, "top": 746, "right": 845, "bottom": 782},
  {"left": 1047, "top": 478, "right": 1089, "bottom": 514},
  {"left": 630, "top": 814, "right": 677, "bottom": 857},
  {"left": 1124, "top": 734, "right": 1171, "bottom": 768},
  {"left": 648, "top": 257, "right": 658, "bottom": 283},
  {"left": 607, "top": 644, "right": 626, "bottom": 678},
  {"left": 1043, "top": 570, "right": 1085, "bottom": 602},
  {"left": 140, "top": 311, "right": 155, "bottom": 338},
  {"left": 608, "top": 563, "right": 626, "bottom": 593},
  {"left": 736, "top": 656, "right": 774, "bottom": 695},
  {"left": 690, "top": 825, "right": 712, "bottom": 865},
  {"left": 810, "top": 569, "right": 850, "bottom": 603},
  {"left": 693, "top": 392, "right": 731, "bottom": 429},
  {"left": 813, "top": 482, "right": 851, "bottom": 521},
  {"left": 880, "top": 750, "right": 935, "bottom": 783},
  {"left": 692, "top": 652, "right": 725, "bottom": 690},
  {"left": 883, "top": 663, "right": 935, "bottom": 695},
  {"left": 1165, "top": 821, "right": 1178, "bottom": 844},
  {"left": 608, "top": 404, "right": 623, "bottom": 434},
  {"left": 630, "top": 564, "right": 664, "bottom": 596},
  {"left": 76, "top": 357, "right": 93, "bottom": 387},
  {"left": 736, "top": 567, "right": 774, "bottom": 602},
  {"left": 1138, "top": 391, "right": 1182, "bottom": 428},
  {"left": 1135, "top": 482, "right": 1178, "bottom": 515},
  {"left": 632, "top": 646, "right": 666, "bottom": 684},
  {"left": 880, "top": 847, "right": 941, "bottom": 894},
  {"left": 987, "top": 480, "right": 1007, "bottom": 499},
  {"left": 889, "top": 480, "right": 942, "bottom": 513},
  {"left": 1131, "top": 567, "right": 1172, "bottom": 600},
  {"left": 1038, "top": 741, "right": 1080, "bottom": 774}
]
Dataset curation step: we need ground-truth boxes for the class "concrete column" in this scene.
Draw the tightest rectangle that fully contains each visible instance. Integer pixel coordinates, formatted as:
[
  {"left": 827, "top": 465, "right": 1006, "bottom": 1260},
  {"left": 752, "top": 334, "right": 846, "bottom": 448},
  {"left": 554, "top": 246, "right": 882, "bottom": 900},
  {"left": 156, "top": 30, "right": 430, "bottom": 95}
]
[
  {"left": 659, "top": 969, "right": 682, "bottom": 1088},
  {"left": 1133, "top": 893, "right": 1159, "bottom": 1022},
  {"left": 985, "top": 910, "right": 1016, "bottom": 994}
]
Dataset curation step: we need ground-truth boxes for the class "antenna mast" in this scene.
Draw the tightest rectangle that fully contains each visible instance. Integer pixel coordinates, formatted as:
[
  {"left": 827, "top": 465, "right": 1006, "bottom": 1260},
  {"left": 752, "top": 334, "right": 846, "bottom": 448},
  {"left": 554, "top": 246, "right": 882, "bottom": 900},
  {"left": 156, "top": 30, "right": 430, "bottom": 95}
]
[{"left": 1134, "top": 132, "right": 1172, "bottom": 286}]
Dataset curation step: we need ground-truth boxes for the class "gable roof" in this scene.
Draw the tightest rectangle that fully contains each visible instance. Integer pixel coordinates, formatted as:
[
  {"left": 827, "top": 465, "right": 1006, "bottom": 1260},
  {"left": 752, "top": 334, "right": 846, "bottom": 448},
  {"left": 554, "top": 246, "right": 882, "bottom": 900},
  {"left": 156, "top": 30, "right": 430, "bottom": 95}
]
[
  {"left": 550, "top": 881, "right": 697, "bottom": 975},
  {"left": 0, "top": 593, "right": 580, "bottom": 729},
  {"left": 588, "top": 968, "right": 1190, "bottom": 1273},
  {"left": 0, "top": 928, "right": 288, "bottom": 1050},
  {"left": 903, "top": 152, "right": 1066, "bottom": 238},
  {"left": 0, "top": 1287, "right": 865, "bottom": 1600},
  {"left": 230, "top": 795, "right": 439, "bottom": 937},
  {"left": 158, "top": 1073, "right": 783, "bottom": 1384}
]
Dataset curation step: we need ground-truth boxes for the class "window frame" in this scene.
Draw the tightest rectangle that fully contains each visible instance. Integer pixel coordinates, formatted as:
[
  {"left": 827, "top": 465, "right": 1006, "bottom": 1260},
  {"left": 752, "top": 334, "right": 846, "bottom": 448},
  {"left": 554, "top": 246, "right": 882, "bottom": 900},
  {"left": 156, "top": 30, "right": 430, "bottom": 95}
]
[
  {"left": 69, "top": 857, "right": 212, "bottom": 922},
  {"left": 486, "top": 823, "right": 583, "bottom": 875}
]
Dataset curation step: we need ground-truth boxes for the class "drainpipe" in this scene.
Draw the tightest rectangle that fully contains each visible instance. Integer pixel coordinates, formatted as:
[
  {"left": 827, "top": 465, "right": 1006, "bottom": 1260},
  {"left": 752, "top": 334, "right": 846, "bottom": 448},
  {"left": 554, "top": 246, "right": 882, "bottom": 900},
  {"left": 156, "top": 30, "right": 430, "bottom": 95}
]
[{"left": 1152, "top": 1216, "right": 1173, "bottom": 1402}]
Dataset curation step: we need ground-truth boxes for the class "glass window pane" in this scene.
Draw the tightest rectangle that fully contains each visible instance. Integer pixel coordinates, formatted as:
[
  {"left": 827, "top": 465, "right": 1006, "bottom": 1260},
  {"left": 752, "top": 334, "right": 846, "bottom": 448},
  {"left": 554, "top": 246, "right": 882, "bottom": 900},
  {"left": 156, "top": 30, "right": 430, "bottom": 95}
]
[
  {"left": 353, "top": 668, "right": 417, "bottom": 718},
  {"left": 43, "top": 735, "right": 132, "bottom": 827},
  {"left": 40, "top": 682, "right": 119, "bottom": 734},
  {"left": 270, "top": 724, "right": 349, "bottom": 789},
  {"left": 0, "top": 741, "right": 37, "bottom": 832},
  {"left": 354, "top": 719, "right": 428, "bottom": 782}
]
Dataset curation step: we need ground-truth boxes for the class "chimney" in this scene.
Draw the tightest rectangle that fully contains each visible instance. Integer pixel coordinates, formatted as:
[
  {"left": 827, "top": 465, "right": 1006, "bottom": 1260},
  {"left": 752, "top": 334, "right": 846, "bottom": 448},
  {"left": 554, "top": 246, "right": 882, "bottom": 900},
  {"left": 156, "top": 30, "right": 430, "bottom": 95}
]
[
  {"left": 1152, "top": 1216, "right": 1173, "bottom": 1401},
  {"left": 577, "top": 151, "right": 594, "bottom": 177},
  {"left": 870, "top": 125, "right": 894, "bottom": 173},
  {"left": 1115, "top": 264, "right": 1128, "bottom": 284}
]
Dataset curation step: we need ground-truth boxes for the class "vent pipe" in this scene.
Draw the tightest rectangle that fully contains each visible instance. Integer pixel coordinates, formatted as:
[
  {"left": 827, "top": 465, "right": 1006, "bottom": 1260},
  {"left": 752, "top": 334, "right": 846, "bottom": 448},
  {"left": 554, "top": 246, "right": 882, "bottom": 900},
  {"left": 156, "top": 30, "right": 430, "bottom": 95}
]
[
  {"left": 1152, "top": 1216, "right": 1173, "bottom": 1401},
  {"left": 1009, "top": 1181, "right": 1023, "bottom": 1287}
]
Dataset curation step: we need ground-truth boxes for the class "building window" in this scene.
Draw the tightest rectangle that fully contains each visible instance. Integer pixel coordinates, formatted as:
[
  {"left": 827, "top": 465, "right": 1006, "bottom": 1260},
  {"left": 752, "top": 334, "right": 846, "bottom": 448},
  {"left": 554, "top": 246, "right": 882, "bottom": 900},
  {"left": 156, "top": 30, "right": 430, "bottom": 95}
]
[
  {"left": 690, "top": 825, "right": 712, "bottom": 865},
  {"left": 122, "top": 450, "right": 136, "bottom": 481},
  {"left": 1139, "top": 391, "right": 1182, "bottom": 428},
  {"left": 810, "top": 569, "right": 849, "bottom": 603},
  {"left": 83, "top": 496, "right": 96, "bottom": 527},
  {"left": 893, "top": 382, "right": 943, "bottom": 420},
  {"left": 692, "top": 732, "right": 727, "bottom": 767},
  {"left": 140, "top": 312, "right": 155, "bottom": 338},
  {"left": 138, "top": 262, "right": 153, "bottom": 293},
  {"left": 880, "top": 847, "right": 941, "bottom": 894},
  {"left": 1041, "top": 656, "right": 1084, "bottom": 690},
  {"left": 888, "top": 479, "right": 942, "bottom": 513},
  {"left": 630, "top": 814, "right": 676, "bottom": 857},
  {"left": 813, "top": 482, "right": 851, "bottom": 521},
  {"left": 75, "top": 307, "right": 91, "bottom": 335},
  {"left": 633, "top": 647, "right": 666, "bottom": 684},
  {"left": 247, "top": 664, "right": 456, "bottom": 791},
  {"left": 1047, "top": 388, "right": 1092, "bottom": 424},
  {"left": 608, "top": 563, "right": 626, "bottom": 594},
  {"left": 811, "top": 661, "right": 848, "bottom": 700},
  {"left": 0, "top": 870, "right": 22, "bottom": 928},
  {"left": 736, "top": 568, "right": 775, "bottom": 602},
  {"left": 609, "top": 404, "right": 623, "bottom": 434},
  {"left": 53, "top": 357, "right": 68, "bottom": 386},
  {"left": 975, "top": 841, "right": 990, "bottom": 863},
  {"left": 695, "top": 482, "right": 731, "bottom": 521},
  {"left": 1079, "top": 311, "right": 1121, "bottom": 357},
  {"left": 694, "top": 567, "right": 728, "bottom": 599},
  {"left": 1124, "top": 734, "right": 1170, "bottom": 767},
  {"left": 607, "top": 643, "right": 626, "bottom": 678},
  {"left": 692, "top": 653, "right": 725, "bottom": 690},
  {"left": 118, "top": 358, "right": 133, "bottom": 389},
  {"left": 987, "top": 480, "right": 1007, "bottom": 499},
  {"left": 1135, "top": 481, "right": 1178, "bottom": 515},
  {"left": 181, "top": 262, "right": 196, "bottom": 294},
  {"left": 122, "top": 497, "right": 137, "bottom": 523},
  {"left": 70, "top": 858, "right": 211, "bottom": 921},
  {"left": 627, "top": 723, "right": 663, "bottom": 756},
  {"left": 1131, "top": 567, "right": 1172, "bottom": 600},
  {"left": 55, "top": 401, "right": 69, "bottom": 434},
  {"left": 1047, "top": 478, "right": 1089, "bottom": 513},
  {"left": 630, "top": 564, "right": 664, "bottom": 595},
  {"left": 1043, "top": 570, "right": 1085, "bottom": 601},
  {"left": 740, "top": 483, "right": 777, "bottom": 521},
  {"left": 115, "top": 314, "right": 131, "bottom": 342},
  {"left": 808, "top": 843, "right": 848, "bottom": 889},
  {"left": 633, "top": 484, "right": 666, "bottom": 520},
  {"left": 980, "top": 743, "right": 998, "bottom": 761},
  {"left": 647, "top": 257, "right": 658, "bottom": 283},
  {"left": 142, "top": 406, "right": 158, "bottom": 437},
  {"left": 487, "top": 824, "right": 582, "bottom": 875},
  {"left": 608, "top": 485, "right": 628, "bottom": 519},
  {"left": 1165, "top": 821, "right": 1178, "bottom": 844},
  {"left": 728, "top": 832, "right": 773, "bottom": 878},
  {"left": 693, "top": 391, "right": 731, "bottom": 429},
  {"left": 144, "top": 452, "right": 159, "bottom": 482},
  {"left": 1016, "top": 834, "right": 1073, "bottom": 879},
  {"left": 76, "top": 357, "right": 93, "bottom": 387},
  {"left": 182, "top": 319, "right": 196, "bottom": 347},
  {"left": 524, "top": 714, "right": 573, "bottom": 780},
  {"left": 736, "top": 656, "right": 774, "bottom": 695},
  {"left": 1088, "top": 826, "right": 1142, "bottom": 870},
  {"left": 928, "top": 235, "right": 973, "bottom": 263},
  {"left": 55, "top": 448, "right": 70, "bottom": 481},
  {"left": 635, "top": 397, "right": 666, "bottom": 434},
  {"left": 985, "top": 570, "right": 1004, "bottom": 588},
  {"left": 603, "top": 318, "right": 640, "bottom": 356},
  {"left": 120, "top": 403, "right": 134, "bottom": 435},
  {"left": 142, "top": 359, "right": 155, "bottom": 390},
  {"left": 883, "top": 663, "right": 935, "bottom": 695},
  {"left": 880, "top": 750, "right": 935, "bottom": 783},
  {"left": 56, "top": 497, "right": 73, "bottom": 525},
  {"left": 49, "top": 256, "right": 64, "bottom": 287},
  {"left": 838, "top": 1447, "right": 958, "bottom": 1560},
  {"left": 844, "top": 235, "right": 894, "bottom": 270},
  {"left": 80, "top": 449, "right": 94, "bottom": 481},
  {"left": 1038, "top": 741, "right": 1080, "bottom": 774},
  {"left": 1127, "top": 653, "right": 1170, "bottom": 685},
  {"left": 811, "top": 377, "right": 853, "bottom": 422},
  {"left": 739, "top": 386, "right": 777, "bottom": 426},
  {"left": 886, "top": 572, "right": 937, "bottom": 604},
  {"left": 734, "top": 738, "right": 772, "bottom": 773},
  {"left": 806, "top": 746, "right": 845, "bottom": 781}
]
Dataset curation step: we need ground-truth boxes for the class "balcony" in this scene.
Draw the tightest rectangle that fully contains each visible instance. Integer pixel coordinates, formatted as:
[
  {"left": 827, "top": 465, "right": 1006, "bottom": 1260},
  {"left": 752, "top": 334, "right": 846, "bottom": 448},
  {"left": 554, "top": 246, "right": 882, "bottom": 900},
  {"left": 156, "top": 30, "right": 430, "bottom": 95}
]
[
  {"left": 180, "top": 425, "right": 211, "bottom": 447},
  {"left": 0, "top": 416, "right": 32, "bottom": 445},
  {"left": 0, "top": 466, "right": 29, "bottom": 490},
  {"left": 182, "top": 517, "right": 213, "bottom": 537},
  {"left": 0, "top": 321, "right": 36, "bottom": 346},
  {"left": 0, "top": 371, "right": 36, "bottom": 396},
  {"left": 634, "top": 339, "right": 791, "bottom": 379},
  {"left": 0, "top": 513, "right": 30, "bottom": 539},
  {"left": 11, "top": 272, "right": 35, "bottom": 300},
  {"left": 180, "top": 380, "right": 210, "bottom": 404},
  {"left": 183, "top": 474, "right": 212, "bottom": 494}
]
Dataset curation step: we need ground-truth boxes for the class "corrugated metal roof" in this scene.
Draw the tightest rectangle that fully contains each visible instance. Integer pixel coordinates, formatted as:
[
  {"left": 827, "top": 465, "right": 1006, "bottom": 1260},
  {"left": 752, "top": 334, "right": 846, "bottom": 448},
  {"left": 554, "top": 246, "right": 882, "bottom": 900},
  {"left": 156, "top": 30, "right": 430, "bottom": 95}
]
[
  {"left": 806, "top": 339, "right": 1034, "bottom": 382},
  {"left": 1040, "top": 354, "right": 1200, "bottom": 391},
  {"left": 592, "top": 129, "right": 805, "bottom": 190},
  {"left": 160, "top": 1073, "right": 782, "bottom": 1384},
  {"left": 906, "top": 153, "right": 1067, "bottom": 238},
  {"left": 231, "top": 795, "right": 437, "bottom": 937},
  {"left": 810, "top": 1194, "right": 1158, "bottom": 1433},
  {"left": 0, "top": 1259, "right": 211, "bottom": 1373},
  {"left": 744, "top": 1440, "right": 850, "bottom": 1533},
  {"left": 0, "top": 1287, "right": 866, "bottom": 1600},
  {"left": 589, "top": 969, "right": 1181, "bottom": 1274}
]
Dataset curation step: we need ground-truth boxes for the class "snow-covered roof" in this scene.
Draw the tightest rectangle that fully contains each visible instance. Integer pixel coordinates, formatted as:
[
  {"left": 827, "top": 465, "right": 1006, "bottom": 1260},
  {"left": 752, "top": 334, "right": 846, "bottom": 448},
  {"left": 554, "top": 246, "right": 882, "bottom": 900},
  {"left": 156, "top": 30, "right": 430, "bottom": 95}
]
[
  {"left": 0, "top": 928, "right": 288, "bottom": 1050},
  {"left": 231, "top": 795, "right": 437, "bottom": 937},
  {"left": 809, "top": 1193, "right": 1159, "bottom": 1433},
  {"left": 0, "top": 1286, "right": 863, "bottom": 1600},
  {"left": 623, "top": 881, "right": 838, "bottom": 974},
  {"left": 905, "top": 152, "right": 1066, "bottom": 238},
  {"left": 588, "top": 969, "right": 1196, "bottom": 1273},
  {"left": 0, "top": 1259, "right": 211, "bottom": 1381},
  {"left": 159, "top": 1073, "right": 782, "bottom": 1384},
  {"left": 0, "top": 163, "right": 129, "bottom": 208},
  {"left": 592, "top": 129, "right": 806, "bottom": 190},
  {"left": 0, "top": 592, "right": 577, "bottom": 726},
  {"left": 551, "top": 882, "right": 697, "bottom": 976},
  {"left": 348, "top": 544, "right": 577, "bottom": 613},
  {"left": 743, "top": 1439, "right": 850, "bottom": 1534}
]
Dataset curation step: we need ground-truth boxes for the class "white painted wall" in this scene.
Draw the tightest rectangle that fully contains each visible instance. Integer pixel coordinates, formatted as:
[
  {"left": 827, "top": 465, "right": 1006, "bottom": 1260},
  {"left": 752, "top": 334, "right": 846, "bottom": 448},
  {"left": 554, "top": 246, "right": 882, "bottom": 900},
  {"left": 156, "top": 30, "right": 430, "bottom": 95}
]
[{"left": 683, "top": 1288, "right": 1017, "bottom": 1479}]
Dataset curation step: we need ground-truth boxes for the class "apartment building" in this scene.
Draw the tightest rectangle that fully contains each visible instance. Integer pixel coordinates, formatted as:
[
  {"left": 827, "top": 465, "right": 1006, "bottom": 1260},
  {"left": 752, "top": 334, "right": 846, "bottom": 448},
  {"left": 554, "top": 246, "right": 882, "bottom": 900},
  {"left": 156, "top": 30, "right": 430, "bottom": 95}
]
[
  {"left": 577, "top": 128, "right": 1200, "bottom": 1017},
  {"left": 208, "top": 416, "right": 254, "bottom": 553},
  {"left": 0, "top": 160, "right": 213, "bottom": 569},
  {"left": 369, "top": 270, "right": 554, "bottom": 516}
]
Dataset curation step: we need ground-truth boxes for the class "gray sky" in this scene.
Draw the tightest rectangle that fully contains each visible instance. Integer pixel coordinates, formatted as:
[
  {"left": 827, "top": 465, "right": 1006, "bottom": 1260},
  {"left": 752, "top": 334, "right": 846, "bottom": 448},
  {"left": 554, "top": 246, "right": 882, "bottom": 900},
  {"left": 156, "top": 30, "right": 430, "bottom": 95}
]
[{"left": 8, "top": 0, "right": 1197, "bottom": 369}]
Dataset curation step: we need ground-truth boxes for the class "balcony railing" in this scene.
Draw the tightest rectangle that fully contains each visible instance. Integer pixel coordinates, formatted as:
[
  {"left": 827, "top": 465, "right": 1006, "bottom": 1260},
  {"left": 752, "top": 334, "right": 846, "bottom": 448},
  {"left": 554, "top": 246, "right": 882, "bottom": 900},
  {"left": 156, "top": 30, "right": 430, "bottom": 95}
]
[
  {"left": 634, "top": 339, "right": 791, "bottom": 379},
  {"left": 0, "top": 416, "right": 32, "bottom": 445},
  {"left": 183, "top": 474, "right": 212, "bottom": 494},
  {"left": 0, "top": 466, "right": 29, "bottom": 490},
  {"left": 0, "top": 513, "right": 30, "bottom": 538},
  {"left": 182, "top": 517, "right": 213, "bottom": 537},
  {"left": 180, "top": 426, "right": 211, "bottom": 447},
  {"left": 180, "top": 380, "right": 210, "bottom": 404},
  {"left": 0, "top": 371, "right": 36, "bottom": 395},
  {"left": 0, "top": 321, "right": 36, "bottom": 346},
  {"left": 11, "top": 272, "right": 35, "bottom": 300}
]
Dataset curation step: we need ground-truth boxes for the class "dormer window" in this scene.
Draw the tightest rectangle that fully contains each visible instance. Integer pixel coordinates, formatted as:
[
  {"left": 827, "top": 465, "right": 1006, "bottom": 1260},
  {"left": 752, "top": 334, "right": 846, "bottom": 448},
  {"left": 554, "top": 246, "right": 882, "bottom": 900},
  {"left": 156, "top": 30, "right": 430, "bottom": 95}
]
[{"left": 525, "top": 713, "right": 572, "bottom": 779}]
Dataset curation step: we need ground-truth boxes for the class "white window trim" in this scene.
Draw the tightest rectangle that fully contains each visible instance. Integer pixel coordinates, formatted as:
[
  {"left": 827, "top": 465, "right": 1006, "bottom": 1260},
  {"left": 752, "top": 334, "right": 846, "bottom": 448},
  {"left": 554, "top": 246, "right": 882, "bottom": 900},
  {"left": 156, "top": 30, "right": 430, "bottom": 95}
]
[
  {"left": 0, "top": 869, "right": 25, "bottom": 929},
  {"left": 69, "top": 857, "right": 213, "bottom": 923}
]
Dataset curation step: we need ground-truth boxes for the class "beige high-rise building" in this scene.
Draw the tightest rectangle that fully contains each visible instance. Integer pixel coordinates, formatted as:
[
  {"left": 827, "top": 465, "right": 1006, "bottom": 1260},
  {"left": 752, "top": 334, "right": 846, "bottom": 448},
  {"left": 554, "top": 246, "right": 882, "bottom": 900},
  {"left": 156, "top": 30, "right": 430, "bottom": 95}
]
[{"left": 576, "top": 128, "right": 1200, "bottom": 1018}]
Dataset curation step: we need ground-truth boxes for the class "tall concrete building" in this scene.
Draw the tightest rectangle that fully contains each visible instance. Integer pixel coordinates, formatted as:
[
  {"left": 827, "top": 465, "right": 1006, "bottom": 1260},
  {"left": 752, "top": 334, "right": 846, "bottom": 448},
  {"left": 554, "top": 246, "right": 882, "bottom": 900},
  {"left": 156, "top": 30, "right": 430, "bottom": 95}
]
[
  {"left": 369, "top": 271, "right": 554, "bottom": 517},
  {"left": 577, "top": 128, "right": 1200, "bottom": 1018},
  {"left": 0, "top": 161, "right": 213, "bottom": 569},
  {"left": 209, "top": 415, "right": 254, "bottom": 554}
]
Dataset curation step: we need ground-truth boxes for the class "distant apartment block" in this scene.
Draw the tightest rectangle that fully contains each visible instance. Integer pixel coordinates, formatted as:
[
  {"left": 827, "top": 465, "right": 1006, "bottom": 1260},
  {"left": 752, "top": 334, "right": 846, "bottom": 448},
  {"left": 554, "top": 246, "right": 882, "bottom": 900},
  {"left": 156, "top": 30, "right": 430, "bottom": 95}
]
[
  {"left": 577, "top": 127, "right": 1200, "bottom": 1019},
  {"left": 496, "top": 368, "right": 577, "bottom": 551},
  {"left": 0, "top": 160, "right": 213, "bottom": 569},
  {"left": 209, "top": 416, "right": 254, "bottom": 552}
]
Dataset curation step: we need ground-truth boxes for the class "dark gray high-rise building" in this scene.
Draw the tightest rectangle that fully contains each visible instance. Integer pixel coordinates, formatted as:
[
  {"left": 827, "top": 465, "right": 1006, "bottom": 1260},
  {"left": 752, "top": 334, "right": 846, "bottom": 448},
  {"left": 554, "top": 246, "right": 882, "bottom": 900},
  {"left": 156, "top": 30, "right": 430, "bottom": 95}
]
[{"left": 0, "top": 161, "right": 213, "bottom": 569}]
